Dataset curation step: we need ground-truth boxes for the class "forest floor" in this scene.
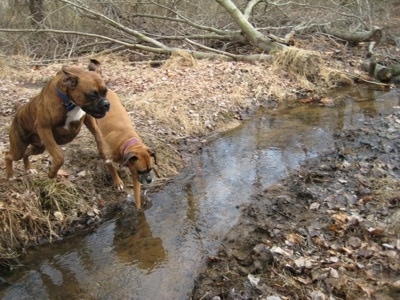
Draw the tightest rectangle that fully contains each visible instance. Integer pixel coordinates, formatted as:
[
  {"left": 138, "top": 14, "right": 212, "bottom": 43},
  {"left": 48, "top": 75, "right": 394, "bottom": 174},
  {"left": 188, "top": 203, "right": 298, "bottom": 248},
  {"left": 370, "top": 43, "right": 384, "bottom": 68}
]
[{"left": 0, "top": 35, "right": 399, "bottom": 299}]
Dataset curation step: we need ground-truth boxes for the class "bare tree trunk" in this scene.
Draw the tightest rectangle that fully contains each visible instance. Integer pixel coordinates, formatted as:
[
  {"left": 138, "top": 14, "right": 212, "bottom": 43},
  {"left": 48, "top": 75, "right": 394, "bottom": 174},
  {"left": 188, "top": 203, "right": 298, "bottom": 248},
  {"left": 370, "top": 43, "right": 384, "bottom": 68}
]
[
  {"left": 215, "top": 0, "right": 284, "bottom": 53},
  {"left": 29, "top": 0, "right": 45, "bottom": 27}
]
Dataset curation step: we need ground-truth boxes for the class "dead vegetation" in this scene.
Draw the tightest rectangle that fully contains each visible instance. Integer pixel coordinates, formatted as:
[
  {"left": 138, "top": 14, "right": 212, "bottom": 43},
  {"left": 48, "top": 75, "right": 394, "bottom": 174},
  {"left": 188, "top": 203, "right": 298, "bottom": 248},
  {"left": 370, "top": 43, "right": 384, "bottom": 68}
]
[
  {"left": 272, "top": 48, "right": 354, "bottom": 91},
  {"left": 0, "top": 178, "right": 94, "bottom": 266}
]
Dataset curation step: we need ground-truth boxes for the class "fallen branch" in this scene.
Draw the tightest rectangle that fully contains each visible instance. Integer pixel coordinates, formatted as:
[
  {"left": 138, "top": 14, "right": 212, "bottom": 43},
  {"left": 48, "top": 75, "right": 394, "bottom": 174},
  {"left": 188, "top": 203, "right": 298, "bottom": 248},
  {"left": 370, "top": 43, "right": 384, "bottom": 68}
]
[{"left": 321, "top": 26, "right": 382, "bottom": 46}]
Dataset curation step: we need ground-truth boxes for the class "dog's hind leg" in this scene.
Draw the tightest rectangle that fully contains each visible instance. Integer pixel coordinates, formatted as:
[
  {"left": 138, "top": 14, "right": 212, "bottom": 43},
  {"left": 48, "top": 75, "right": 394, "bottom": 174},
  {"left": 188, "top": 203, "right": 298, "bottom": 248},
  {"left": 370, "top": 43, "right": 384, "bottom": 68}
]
[
  {"left": 5, "top": 151, "right": 19, "bottom": 179},
  {"left": 5, "top": 128, "right": 29, "bottom": 179}
]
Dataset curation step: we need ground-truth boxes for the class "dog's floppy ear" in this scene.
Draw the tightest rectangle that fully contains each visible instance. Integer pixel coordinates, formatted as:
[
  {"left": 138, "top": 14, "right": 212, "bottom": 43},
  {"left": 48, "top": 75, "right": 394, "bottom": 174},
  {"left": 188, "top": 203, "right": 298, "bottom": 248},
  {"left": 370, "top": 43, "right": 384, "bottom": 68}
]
[
  {"left": 61, "top": 67, "right": 79, "bottom": 88},
  {"left": 88, "top": 59, "right": 102, "bottom": 76},
  {"left": 122, "top": 152, "right": 138, "bottom": 167},
  {"left": 148, "top": 148, "right": 157, "bottom": 165}
]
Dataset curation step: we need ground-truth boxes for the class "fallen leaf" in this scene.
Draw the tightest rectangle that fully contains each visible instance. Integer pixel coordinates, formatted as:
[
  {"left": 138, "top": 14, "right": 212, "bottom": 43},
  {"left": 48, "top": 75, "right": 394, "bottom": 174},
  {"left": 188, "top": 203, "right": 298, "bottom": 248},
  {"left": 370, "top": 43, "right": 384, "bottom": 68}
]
[
  {"left": 329, "top": 268, "right": 339, "bottom": 278},
  {"left": 247, "top": 274, "right": 260, "bottom": 287},
  {"left": 270, "top": 246, "right": 292, "bottom": 257},
  {"left": 344, "top": 262, "right": 357, "bottom": 271},
  {"left": 77, "top": 170, "right": 86, "bottom": 177},
  {"left": 357, "top": 283, "right": 375, "bottom": 297},
  {"left": 348, "top": 236, "right": 362, "bottom": 249},
  {"left": 54, "top": 211, "right": 64, "bottom": 221},
  {"left": 294, "top": 257, "right": 306, "bottom": 268},
  {"left": 311, "top": 269, "right": 329, "bottom": 281},
  {"left": 312, "top": 236, "right": 328, "bottom": 247},
  {"left": 296, "top": 276, "right": 312, "bottom": 284},
  {"left": 379, "top": 250, "right": 398, "bottom": 258},
  {"left": 332, "top": 213, "right": 348, "bottom": 226},
  {"left": 329, "top": 256, "right": 339, "bottom": 263},
  {"left": 359, "top": 195, "right": 374, "bottom": 203},
  {"left": 286, "top": 233, "right": 303, "bottom": 244},
  {"left": 368, "top": 227, "right": 385, "bottom": 236},
  {"left": 357, "top": 249, "right": 374, "bottom": 258},
  {"left": 310, "top": 290, "right": 327, "bottom": 300}
]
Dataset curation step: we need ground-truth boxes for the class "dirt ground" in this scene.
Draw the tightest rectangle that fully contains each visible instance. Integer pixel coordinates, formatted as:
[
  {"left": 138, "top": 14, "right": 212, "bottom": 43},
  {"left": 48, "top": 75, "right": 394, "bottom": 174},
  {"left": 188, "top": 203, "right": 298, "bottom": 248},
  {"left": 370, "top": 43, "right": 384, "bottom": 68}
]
[{"left": 0, "top": 35, "right": 399, "bottom": 299}]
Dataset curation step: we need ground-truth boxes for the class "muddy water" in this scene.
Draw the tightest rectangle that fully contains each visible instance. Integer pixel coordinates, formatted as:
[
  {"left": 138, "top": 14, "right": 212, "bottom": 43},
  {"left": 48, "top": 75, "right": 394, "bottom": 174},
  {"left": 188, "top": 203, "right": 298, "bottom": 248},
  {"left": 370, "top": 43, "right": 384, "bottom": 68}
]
[{"left": 1, "top": 87, "right": 399, "bottom": 299}]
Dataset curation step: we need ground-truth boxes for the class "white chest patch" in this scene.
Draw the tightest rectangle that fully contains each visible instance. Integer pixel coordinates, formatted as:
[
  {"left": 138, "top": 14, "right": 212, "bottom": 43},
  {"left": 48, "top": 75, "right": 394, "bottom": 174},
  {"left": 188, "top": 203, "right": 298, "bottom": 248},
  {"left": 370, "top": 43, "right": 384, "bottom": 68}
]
[{"left": 63, "top": 106, "right": 86, "bottom": 129}]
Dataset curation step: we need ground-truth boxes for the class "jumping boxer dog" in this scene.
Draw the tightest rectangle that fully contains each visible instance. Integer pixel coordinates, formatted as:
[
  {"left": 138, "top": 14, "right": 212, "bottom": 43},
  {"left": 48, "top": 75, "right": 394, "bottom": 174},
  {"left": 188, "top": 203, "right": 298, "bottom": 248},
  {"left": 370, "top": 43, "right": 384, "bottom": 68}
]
[
  {"left": 5, "top": 64, "right": 111, "bottom": 179},
  {"left": 89, "top": 59, "right": 156, "bottom": 209}
]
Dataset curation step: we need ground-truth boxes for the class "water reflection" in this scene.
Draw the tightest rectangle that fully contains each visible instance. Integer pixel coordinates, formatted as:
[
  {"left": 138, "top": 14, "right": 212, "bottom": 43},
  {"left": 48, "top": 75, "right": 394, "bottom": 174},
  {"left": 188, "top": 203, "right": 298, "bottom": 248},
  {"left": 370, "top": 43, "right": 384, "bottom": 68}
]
[
  {"left": 1, "top": 87, "right": 399, "bottom": 299},
  {"left": 114, "top": 211, "right": 167, "bottom": 271}
]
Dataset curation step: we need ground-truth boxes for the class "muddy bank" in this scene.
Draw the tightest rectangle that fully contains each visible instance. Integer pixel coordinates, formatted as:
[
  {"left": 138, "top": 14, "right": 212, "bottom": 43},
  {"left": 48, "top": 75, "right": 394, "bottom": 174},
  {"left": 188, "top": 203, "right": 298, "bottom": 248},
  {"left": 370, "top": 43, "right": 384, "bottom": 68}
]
[{"left": 191, "top": 102, "right": 400, "bottom": 299}]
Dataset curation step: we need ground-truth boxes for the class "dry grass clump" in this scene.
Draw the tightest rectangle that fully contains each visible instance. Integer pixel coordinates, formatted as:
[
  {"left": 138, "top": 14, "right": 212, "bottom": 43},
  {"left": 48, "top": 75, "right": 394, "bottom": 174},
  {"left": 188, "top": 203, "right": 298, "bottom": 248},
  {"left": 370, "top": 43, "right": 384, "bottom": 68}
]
[
  {"left": 0, "top": 177, "right": 94, "bottom": 265},
  {"left": 0, "top": 55, "right": 32, "bottom": 80},
  {"left": 272, "top": 47, "right": 352, "bottom": 91},
  {"left": 389, "top": 210, "right": 400, "bottom": 236},
  {"left": 274, "top": 48, "right": 323, "bottom": 81},
  {"left": 35, "top": 178, "right": 89, "bottom": 217},
  {"left": 162, "top": 50, "right": 197, "bottom": 69},
  {"left": 371, "top": 177, "right": 400, "bottom": 202},
  {"left": 370, "top": 177, "right": 400, "bottom": 235}
]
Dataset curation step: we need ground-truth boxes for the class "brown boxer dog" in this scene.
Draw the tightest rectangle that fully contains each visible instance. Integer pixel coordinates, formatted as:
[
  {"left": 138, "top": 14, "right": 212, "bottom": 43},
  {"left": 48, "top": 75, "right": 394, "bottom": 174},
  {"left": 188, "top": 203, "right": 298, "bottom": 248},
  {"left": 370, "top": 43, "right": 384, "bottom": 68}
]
[
  {"left": 89, "top": 59, "right": 156, "bottom": 209},
  {"left": 5, "top": 64, "right": 111, "bottom": 179}
]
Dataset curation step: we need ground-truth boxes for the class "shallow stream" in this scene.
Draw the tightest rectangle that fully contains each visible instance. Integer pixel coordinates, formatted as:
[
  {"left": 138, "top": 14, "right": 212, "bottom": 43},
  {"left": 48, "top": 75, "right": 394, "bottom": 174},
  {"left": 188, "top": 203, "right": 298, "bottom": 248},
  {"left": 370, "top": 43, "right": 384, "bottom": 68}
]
[{"left": 1, "top": 86, "right": 399, "bottom": 299}]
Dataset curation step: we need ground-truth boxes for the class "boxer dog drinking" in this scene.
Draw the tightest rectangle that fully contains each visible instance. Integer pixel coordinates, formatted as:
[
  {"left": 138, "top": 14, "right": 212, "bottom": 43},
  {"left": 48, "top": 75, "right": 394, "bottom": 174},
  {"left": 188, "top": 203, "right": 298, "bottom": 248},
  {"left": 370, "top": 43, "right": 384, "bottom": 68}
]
[
  {"left": 5, "top": 64, "right": 111, "bottom": 179},
  {"left": 89, "top": 59, "right": 156, "bottom": 209}
]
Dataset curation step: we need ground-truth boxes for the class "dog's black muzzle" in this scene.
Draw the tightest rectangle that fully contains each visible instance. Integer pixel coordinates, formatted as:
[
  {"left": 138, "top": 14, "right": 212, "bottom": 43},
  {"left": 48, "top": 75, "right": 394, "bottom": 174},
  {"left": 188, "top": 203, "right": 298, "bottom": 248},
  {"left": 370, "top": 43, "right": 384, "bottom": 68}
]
[
  {"left": 82, "top": 98, "right": 110, "bottom": 119},
  {"left": 138, "top": 172, "right": 153, "bottom": 185}
]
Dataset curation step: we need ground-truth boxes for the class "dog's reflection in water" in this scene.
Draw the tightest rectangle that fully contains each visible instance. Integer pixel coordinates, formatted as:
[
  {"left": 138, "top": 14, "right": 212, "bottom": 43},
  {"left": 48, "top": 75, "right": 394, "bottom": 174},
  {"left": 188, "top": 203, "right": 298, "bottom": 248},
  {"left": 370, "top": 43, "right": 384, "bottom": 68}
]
[{"left": 113, "top": 210, "right": 167, "bottom": 270}]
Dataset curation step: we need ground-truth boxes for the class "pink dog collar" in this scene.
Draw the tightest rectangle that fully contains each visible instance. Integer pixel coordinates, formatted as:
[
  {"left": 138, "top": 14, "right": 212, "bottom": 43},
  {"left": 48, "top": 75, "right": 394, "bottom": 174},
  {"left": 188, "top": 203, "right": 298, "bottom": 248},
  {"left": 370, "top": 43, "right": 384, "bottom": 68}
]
[{"left": 122, "top": 138, "right": 141, "bottom": 154}]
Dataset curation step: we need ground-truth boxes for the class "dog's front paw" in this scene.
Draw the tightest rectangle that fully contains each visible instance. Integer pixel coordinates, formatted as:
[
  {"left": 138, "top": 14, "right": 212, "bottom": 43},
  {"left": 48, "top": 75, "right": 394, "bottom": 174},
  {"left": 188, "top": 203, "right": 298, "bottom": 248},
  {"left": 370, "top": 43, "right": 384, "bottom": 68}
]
[{"left": 114, "top": 180, "right": 124, "bottom": 190}]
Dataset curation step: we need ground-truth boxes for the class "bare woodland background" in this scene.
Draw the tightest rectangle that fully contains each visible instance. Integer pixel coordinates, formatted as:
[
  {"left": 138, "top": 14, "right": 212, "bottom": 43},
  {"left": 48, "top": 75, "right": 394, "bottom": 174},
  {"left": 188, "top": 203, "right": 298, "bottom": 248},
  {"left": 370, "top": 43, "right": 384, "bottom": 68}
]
[{"left": 0, "top": 0, "right": 399, "bottom": 62}]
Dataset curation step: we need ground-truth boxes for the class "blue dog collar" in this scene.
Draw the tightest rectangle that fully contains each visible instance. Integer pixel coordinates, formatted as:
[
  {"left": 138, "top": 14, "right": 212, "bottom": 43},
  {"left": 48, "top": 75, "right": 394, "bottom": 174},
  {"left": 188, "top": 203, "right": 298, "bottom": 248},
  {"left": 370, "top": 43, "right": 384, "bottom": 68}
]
[{"left": 56, "top": 89, "right": 77, "bottom": 112}]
